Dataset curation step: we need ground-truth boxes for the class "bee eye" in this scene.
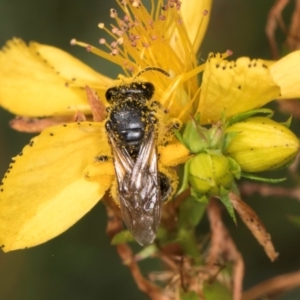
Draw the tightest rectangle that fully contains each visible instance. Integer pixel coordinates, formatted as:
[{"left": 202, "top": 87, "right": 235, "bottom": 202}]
[
  {"left": 143, "top": 82, "right": 155, "bottom": 100},
  {"left": 105, "top": 87, "right": 115, "bottom": 102}
]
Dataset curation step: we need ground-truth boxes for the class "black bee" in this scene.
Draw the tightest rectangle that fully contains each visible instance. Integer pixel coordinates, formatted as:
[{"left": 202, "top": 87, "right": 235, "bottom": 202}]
[{"left": 105, "top": 68, "right": 172, "bottom": 246}]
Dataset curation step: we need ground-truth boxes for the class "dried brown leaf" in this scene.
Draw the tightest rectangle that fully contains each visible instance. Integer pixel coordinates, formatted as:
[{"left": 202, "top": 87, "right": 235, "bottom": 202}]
[
  {"left": 73, "top": 111, "right": 86, "bottom": 122},
  {"left": 207, "top": 199, "right": 244, "bottom": 300},
  {"left": 242, "top": 270, "right": 300, "bottom": 300},
  {"left": 229, "top": 193, "right": 279, "bottom": 262},
  {"left": 85, "top": 85, "right": 107, "bottom": 122},
  {"left": 9, "top": 115, "right": 75, "bottom": 132}
]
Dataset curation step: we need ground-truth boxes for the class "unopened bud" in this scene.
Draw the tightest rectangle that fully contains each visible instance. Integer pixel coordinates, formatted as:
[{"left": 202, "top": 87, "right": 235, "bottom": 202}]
[
  {"left": 188, "top": 153, "right": 235, "bottom": 197},
  {"left": 225, "top": 117, "right": 300, "bottom": 172}
]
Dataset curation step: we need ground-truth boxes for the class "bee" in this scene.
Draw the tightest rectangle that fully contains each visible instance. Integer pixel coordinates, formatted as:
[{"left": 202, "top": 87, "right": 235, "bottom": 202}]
[{"left": 105, "top": 67, "right": 174, "bottom": 246}]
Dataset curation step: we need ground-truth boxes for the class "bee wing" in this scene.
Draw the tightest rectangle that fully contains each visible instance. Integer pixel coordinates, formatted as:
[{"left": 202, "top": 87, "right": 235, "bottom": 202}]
[
  {"left": 107, "top": 130, "right": 134, "bottom": 185},
  {"left": 0, "top": 122, "right": 113, "bottom": 252},
  {"left": 108, "top": 129, "right": 161, "bottom": 246}
]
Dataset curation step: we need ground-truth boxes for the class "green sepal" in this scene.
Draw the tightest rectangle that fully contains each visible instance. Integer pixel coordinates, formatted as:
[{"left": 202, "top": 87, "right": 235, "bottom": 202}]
[
  {"left": 190, "top": 188, "right": 209, "bottom": 203},
  {"left": 230, "top": 180, "right": 240, "bottom": 196},
  {"left": 182, "top": 117, "right": 208, "bottom": 153},
  {"left": 174, "top": 129, "right": 185, "bottom": 145},
  {"left": 218, "top": 188, "right": 237, "bottom": 224},
  {"left": 280, "top": 115, "right": 292, "bottom": 128},
  {"left": 227, "top": 157, "right": 241, "bottom": 179},
  {"left": 272, "top": 155, "right": 300, "bottom": 170},
  {"left": 222, "top": 131, "right": 240, "bottom": 152},
  {"left": 226, "top": 108, "right": 274, "bottom": 127},
  {"left": 180, "top": 290, "right": 199, "bottom": 300},
  {"left": 111, "top": 230, "right": 134, "bottom": 245},
  {"left": 176, "top": 159, "right": 192, "bottom": 196},
  {"left": 207, "top": 122, "right": 223, "bottom": 149},
  {"left": 241, "top": 172, "right": 286, "bottom": 183}
]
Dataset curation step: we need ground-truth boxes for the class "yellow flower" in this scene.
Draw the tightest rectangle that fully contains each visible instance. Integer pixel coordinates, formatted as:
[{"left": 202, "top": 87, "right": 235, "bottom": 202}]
[
  {"left": 0, "top": 0, "right": 208, "bottom": 251},
  {"left": 0, "top": 0, "right": 300, "bottom": 251}
]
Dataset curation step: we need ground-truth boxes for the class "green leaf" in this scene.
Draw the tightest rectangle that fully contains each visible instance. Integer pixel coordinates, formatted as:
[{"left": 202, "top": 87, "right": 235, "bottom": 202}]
[
  {"left": 218, "top": 190, "right": 237, "bottom": 224},
  {"left": 178, "top": 195, "right": 207, "bottom": 228},
  {"left": 241, "top": 172, "right": 286, "bottom": 183},
  {"left": 280, "top": 115, "right": 292, "bottom": 128},
  {"left": 177, "top": 227, "right": 202, "bottom": 263},
  {"left": 226, "top": 108, "right": 274, "bottom": 127},
  {"left": 111, "top": 230, "right": 134, "bottom": 245},
  {"left": 203, "top": 281, "right": 232, "bottom": 300},
  {"left": 135, "top": 244, "right": 158, "bottom": 260}
]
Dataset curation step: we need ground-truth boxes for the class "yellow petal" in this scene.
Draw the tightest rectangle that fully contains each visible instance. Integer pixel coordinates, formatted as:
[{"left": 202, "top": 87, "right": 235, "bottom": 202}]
[
  {"left": 198, "top": 54, "right": 281, "bottom": 123},
  {"left": 31, "top": 42, "right": 112, "bottom": 88},
  {"left": 169, "top": 0, "right": 212, "bottom": 62},
  {"left": 180, "top": 0, "right": 211, "bottom": 53},
  {"left": 270, "top": 50, "right": 300, "bottom": 98},
  {"left": 0, "top": 122, "right": 113, "bottom": 251},
  {"left": 0, "top": 39, "right": 112, "bottom": 117}
]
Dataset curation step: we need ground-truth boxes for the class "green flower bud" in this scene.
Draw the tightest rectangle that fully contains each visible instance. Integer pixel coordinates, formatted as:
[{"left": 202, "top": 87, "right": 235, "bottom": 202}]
[
  {"left": 188, "top": 153, "right": 235, "bottom": 197},
  {"left": 225, "top": 117, "right": 300, "bottom": 172}
]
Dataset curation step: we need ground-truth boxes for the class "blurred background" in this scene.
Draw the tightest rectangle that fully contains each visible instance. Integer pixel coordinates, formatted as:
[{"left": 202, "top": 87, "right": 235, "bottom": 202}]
[{"left": 0, "top": 0, "right": 300, "bottom": 299}]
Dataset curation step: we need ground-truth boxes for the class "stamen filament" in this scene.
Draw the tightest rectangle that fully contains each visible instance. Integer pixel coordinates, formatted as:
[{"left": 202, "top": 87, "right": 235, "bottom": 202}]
[{"left": 71, "top": 39, "right": 124, "bottom": 66}]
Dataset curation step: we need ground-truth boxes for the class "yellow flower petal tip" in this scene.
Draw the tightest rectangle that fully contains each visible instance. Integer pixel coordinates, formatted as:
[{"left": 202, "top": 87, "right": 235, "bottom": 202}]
[
  {"left": 225, "top": 117, "right": 300, "bottom": 172},
  {"left": 199, "top": 54, "right": 281, "bottom": 123},
  {"left": 270, "top": 50, "right": 300, "bottom": 99},
  {"left": 0, "top": 39, "right": 112, "bottom": 117},
  {"left": 0, "top": 122, "right": 113, "bottom": 251}
]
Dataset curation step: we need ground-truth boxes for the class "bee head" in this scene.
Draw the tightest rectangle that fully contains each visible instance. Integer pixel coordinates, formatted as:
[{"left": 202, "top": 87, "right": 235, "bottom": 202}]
[{"left": 105, "top": 82, "right": 155, "bottom": 103}]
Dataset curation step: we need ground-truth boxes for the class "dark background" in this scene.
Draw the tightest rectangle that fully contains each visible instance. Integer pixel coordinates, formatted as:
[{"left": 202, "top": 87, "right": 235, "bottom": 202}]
[{"left": 0, "top": 1, "right": 300, "bottom": 299}]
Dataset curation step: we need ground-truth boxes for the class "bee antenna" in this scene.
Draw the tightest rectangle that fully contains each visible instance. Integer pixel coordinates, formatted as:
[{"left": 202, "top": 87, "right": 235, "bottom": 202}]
[{"left": 134, "top": 67, "right": 170, "bottom": 79}]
